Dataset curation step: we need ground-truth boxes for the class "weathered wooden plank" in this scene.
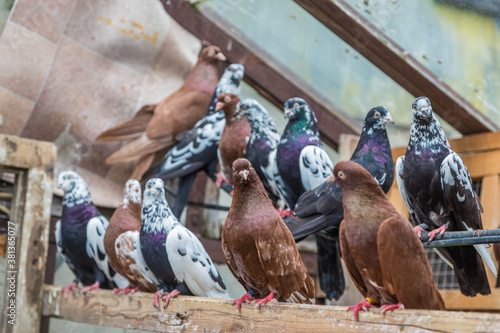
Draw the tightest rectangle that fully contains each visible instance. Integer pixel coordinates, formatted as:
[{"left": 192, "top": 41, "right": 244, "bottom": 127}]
[
  {"left": 448, "top": 132, "right": 500, "bottom": 154},
  {"left": 41, "top": 284, "right": 500, "bottom": 332},
  {"left": 0, "top": 135, "right": 56, "bottom": 333},
  {"left": 160, "top": 0, "right": 361, "bottom": 149},
  {"left": 440, "top": 289, "right": 500, "bottom": 311},
  {"left": 293, "top": 0, "right": 498, "bottom": 135}
]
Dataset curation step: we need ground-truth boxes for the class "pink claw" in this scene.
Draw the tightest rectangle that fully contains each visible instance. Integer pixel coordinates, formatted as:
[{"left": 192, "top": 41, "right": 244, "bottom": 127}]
[
  {"left": 162, "top": 289, "right": 180, "bottom": 309},
  {"left": 427, "top": 224, "right": 448, "bottom": 242},
  {"left": 347, "top": 299, "right": 376, "bottom": 320},
  {"left": 277, "top": 209, "right": 294, "bottom": 219},
  {"left": 253, "top": 292, "right": 277, "bottom": 309},
  {"left": 153, "top": 290, "right": 165, "bottom": 310},
  {"left": 115, "top": 286, "right": 140, "bottom": 295},
  {"left": 215, "top": 173, "right": 229, "bottom": 188},
  {"left": 381, "top": 303, "right": 405, "bottom": 314},
  {"left": 232, "top": 292, "right": 253, "bottom": 311},
  {"left": 62, "top": 281, "right": 78, "bottom": 298},
  {"left": 413, "top": 225, "right": 425, "bottom": 238},
  {"left": 82, "top": 281, "right": 100, "bottom": 293}
]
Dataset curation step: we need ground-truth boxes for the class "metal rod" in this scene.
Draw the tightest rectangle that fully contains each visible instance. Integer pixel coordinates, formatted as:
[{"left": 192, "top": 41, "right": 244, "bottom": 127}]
[{"left": 420, "top": 229, "right": 500, "bottom": 248}]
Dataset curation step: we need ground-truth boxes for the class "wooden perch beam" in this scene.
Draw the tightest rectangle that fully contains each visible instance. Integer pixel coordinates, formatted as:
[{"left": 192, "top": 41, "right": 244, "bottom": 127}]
[
  {"left": 160, "top": 0, "right": 361, "bottom": 149},
  {"left": 294, "top": 0, "right": 499, "bottom": 135},
  {"left": 41, "top": 284, "right": 500, "bottom": 332}
]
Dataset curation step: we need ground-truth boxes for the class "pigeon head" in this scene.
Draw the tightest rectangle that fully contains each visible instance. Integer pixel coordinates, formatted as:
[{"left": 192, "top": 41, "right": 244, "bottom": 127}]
[
  {"left": 412, "top": 97, "right": 433, "bottom": 121},
  {"left": 144, "top": 178, "right": 165, "bottom": 201},
  {"left": 232, "top": 158, "right": 257, "bottom": 184},
  {"left": 200, "top": 45, "right": 226, "bottom": 63},
  {"left": 224, "top": 63, "right": 244, "bottom": 88},
  {"left": 332, "top": 161, "right": 381, "bottom": 192},
  {"left": 57, "top": 171, "right": 84, "bottom": 193},
  {"left": 234, "top": 99, "right": 267, "bottom": 121},
  {"left": 124, "top": 179, "right": 141, "bottom": 205},
  {"left": 363, "top": 106, "right": 394, "bottom": 133},
  {"left": 284, "top": 98, "right": 311, "bottom": 120},
  {"left": 57, "top": 171, "right": 92, "bottom": 207},
  {"left": 216, "top": 93, "right": 240, "bottom": 115}
]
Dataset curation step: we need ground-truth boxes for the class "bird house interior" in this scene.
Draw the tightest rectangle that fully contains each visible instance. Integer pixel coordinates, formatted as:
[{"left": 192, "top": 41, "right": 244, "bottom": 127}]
[{"left": 0, "top": 0, "right": 500, "bottom": 332}]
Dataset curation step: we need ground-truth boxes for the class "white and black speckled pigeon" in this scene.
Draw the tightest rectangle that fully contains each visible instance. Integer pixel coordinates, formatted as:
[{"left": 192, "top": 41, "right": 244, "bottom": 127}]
[
  {"left": 140, "top": 178, "right": 229, "bottom": 309},
  {"left": 276, "top": 98, "right": 334, "bottom": 211},
  {"left": 142, "top": 64, "right": 244, "bottom": 217},
  {"left": 286, "top": 106, "right": 395, "bottom": 301},
  {"left": 229, "top": 98, "right": 288, "bottom": 210},
  {"left": 396, "top": 96, "right": 497, "bottom": 297},
  {"left": 56, "top": 171, "right": 129, "bottom": 297}
]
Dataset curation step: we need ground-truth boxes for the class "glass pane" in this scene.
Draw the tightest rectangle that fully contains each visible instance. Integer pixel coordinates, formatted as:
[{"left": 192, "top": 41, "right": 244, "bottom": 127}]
[
  {"left": 344, "top": 0, "right": 500, "bottom": 125},
  {"left": 0, "top": 0, "right": 14, "bottom": 34},
  {"left": 195, "top": 0, "right": 467, "bottom": 150}
]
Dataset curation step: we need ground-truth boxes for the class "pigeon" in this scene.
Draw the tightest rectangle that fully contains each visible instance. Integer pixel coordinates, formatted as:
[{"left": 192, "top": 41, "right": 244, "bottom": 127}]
[
  {"left": 396, "top": 96, "right": 497, "bottom": 297},
  {"left": 56, "top": 171, "right": 129, "bottom": 297},
  {"left": 103, "top": 179, "right": 157, "bottom": 294},
  {"left": 140, "top": 178, "right": 229, "bottom": 309},
  {"left": 220, "top": 99, "right": 287, "bottom": 209},
  {"left": 222, "top": 158, "right": 315, "bottom": 310},
  {"left": 286, "top": 106, "right": 395, "bottom": 301},
  {"left": 142, "top": 64, "right": 244, "bottom": 217},
  {"left": 216, "top": 93, "right": 248, "bottom": 187},
  {"left": 334, "top": 161, "right": 445, "bottom": 319},
  {"left": 97, "top": 45, "right": 227, "bottom": 179}
]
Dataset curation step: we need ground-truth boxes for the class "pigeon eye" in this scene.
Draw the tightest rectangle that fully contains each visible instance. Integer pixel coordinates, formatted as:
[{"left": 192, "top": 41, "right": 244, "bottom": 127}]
[
  {"left": 337, "top": 171, "right": 346, "bottom": 179},
  {"left": 224, "top": 95, "right": 231, "bottom": 103},
  {"left": 293, "top": 102, "right": 300, "bottom": 109},
  {"left": 241, "top": 105, "right": 248, "bottom": 111},
  {"left": 374, "top": 111, "right": 381, "bottom": 119},
  {"left": 229, "top": 67, "right": 235, "bottom": 72},
  {"left": 233, "top": 168, "right": 237, "bottom": 174}
]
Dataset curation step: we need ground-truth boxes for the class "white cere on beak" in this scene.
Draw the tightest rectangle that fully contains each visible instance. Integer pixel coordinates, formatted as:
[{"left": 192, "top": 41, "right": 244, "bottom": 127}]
[{"left": 240, "top": 169, "right": 249, "bottom": 180}]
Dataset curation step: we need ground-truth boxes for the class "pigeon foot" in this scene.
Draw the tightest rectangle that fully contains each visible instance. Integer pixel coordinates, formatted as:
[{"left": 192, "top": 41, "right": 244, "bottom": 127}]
[
  {"left": 62, "top": 281, "right": 78, "bottom": 298},
  {"left": 114, "top": 286, "right": 140, "bottom": 295},
  {"left": 162, "top": 289, "right": 180, "bottom": 309},
  {"left": 215, "top": 173, "right": 229, "bottom": 188},
  {"left": 277, "top": 209, "right": 294, "bottom": 219},
  {"left": 427, "top": 224, "right": 448, "bottom": 242},
  {"left": 347, "top": 298, "right": 376, "bottom": 320},
  {"left": 82, "top": 282, "right": 101, "bottom": 293},
  {"left": 381, "top": 303, "right": 405, "bottom": 314},
  {"left": 153, "top": 290, "right": 166, "bottom": 310},
  {"left": 232, "top": 291, "right": 254, "bottom": 311},
  {"left": 413, "top": 225, "right": 426, "bottom": 238},
  {"left": 253, "top": 292, "right": 277, "bottom": 309}
]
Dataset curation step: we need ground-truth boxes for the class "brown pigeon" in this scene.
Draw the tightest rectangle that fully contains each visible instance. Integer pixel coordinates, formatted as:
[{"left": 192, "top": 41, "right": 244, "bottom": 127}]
[
  {"left": 97, "top": 45, "right": 226, "bottom": 178},
  {"left": 333, "top": 161, "right": 445, "bottom": 319},
  {"left": 222, "top": 158, "right": 315, "bottom": 310},
  {"left": 103, "top": 179, "right": 157, "bottom": 294},
  {"left": 215, "top": 93, "right": 246, "bottom": 187}
]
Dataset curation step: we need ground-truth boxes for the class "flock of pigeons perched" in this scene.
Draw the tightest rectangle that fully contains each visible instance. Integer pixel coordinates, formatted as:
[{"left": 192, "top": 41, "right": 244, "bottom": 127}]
[{"left": 55, "top": 45, "right": 497, "bottom": 319}]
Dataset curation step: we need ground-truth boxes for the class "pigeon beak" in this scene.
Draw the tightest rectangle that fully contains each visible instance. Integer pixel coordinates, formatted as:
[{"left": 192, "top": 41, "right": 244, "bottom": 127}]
[
  {"left": 327, "top": 175, "right": 335, "bottom": 183},
  {"left": 215, "top": 101, "right": 225, "bottom": 111},
  {"left": 238, "top": 169, "right": 249, "bottom": 180},
  {"left": 155, "top": 186, "right": 162, "bottom": 193},
  {"left": 385, "top": 115, "right": 394, "bottom": 124},
  {"left": 284, "top": 109, "right": 293, "bottom": 119},
  {"left": 216, "top": 52, "right": 226, "bottom": 62}
]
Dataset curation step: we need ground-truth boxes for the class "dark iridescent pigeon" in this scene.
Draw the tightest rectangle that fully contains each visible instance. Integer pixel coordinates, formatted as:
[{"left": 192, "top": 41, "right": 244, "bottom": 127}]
[
  {"left": 230, "top": 98, "right": 288, "bottom": 209},
  {"left": 142, "top": 64, "right": 244, "bottom": 217},
  {"left": 56, "top": 171, "right": 129, "bottom": 297},
  {"left": 396, "top": 96, "right": 497, "bottom": 297},
  {"left": 276, "top": 98, "right": 334, "bottom": 211},
  {"left": 286, "top": 106, "right": 395, "bottom": 301},
  {"left": 140, "top": 178, "right": 229, "bottom": 309}
]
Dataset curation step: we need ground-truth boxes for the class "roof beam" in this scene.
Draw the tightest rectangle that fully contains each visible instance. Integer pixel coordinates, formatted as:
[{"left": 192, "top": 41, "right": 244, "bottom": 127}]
[
  {"left": 160, "top": 0, "right": 361, "bottom": 150},
  {"left": 294, "top": 0, "right": 499, "bottom": 134}
]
